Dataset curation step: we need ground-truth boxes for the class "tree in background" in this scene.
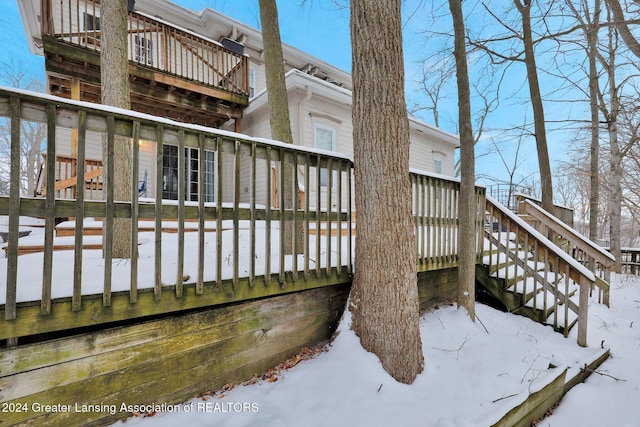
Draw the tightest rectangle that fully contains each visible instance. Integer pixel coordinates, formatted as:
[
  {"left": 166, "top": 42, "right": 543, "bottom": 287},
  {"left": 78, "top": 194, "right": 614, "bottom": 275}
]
[
  {"left": 101, "top": 0, "right": 131, "bottom": 259},
  {"left": 0, "top": 65, "right": 45, "bottom": 196},
  {"left": 513, "top": 0, "right": 554, "bottom": 215},
  {"left": 448, "top": 0, "right": 476, "bottom": 320},
  {"left": 606, "top": 0, "right": 640, "bottom": 59},
  {"left": 349, "top": 0, "right": 423, "bottom": 384},
  {"left": 259, "top": 0, "right": 299, "bottom": 255}
]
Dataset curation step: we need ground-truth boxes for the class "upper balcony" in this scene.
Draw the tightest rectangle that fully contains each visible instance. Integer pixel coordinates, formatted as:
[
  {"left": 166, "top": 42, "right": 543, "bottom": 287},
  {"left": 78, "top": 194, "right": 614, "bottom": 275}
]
[{"left": 39, "top": 0, "right": 249, "bottom": 128}]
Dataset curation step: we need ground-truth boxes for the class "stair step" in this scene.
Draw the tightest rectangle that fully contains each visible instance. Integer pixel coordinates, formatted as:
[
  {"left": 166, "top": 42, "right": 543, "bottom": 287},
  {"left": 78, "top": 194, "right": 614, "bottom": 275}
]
[
  {"left": 546, "top": 308, "right": 579, "bottom": 332},
  {"left": 506, "top": 277, "right": 543, "bottom": 299}
]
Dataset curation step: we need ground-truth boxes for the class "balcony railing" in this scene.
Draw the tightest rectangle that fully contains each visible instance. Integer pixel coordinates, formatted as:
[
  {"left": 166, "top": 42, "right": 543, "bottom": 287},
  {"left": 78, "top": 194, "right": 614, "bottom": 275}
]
[{"left": 43, "top": 0, "right": 248, "bottom": 98}]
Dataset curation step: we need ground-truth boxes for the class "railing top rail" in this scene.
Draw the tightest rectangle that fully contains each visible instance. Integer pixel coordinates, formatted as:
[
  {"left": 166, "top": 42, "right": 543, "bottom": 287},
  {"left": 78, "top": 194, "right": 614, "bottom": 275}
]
[
  {"left": 487, "top": 195, "right": 595, "bottom": 282},
  {"left": 521, "top": 199, "right": 616, "bottom": 266},
  {"left": 409, "top": 167, "right": 486, "bottom": 189},
  {"left": 0, "top": 86, "right": 353, "bottom": 165}
]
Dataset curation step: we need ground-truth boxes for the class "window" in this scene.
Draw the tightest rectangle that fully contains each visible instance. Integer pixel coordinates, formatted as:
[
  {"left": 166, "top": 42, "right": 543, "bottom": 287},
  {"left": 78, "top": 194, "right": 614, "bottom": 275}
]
[
  {"left": 134, "top": 35, "right": 153, "bottom": 66},
  {"left": 433, "top": 152, "right": 445, "bottom": 175},
  {"left": 315, "top": 124, "right": 336, "bottom": 187},
  {"left": 434, "top": 159, "right": 443, "bottom": 175},
  {"left": 162, "top": 145, "right": 215, "bottom": 202},
  {"left": 83, "top": 13, "right": 100, "bottom": 31},
  {"left": 249, "top": 67, "right": 256, "bottom": 98}
]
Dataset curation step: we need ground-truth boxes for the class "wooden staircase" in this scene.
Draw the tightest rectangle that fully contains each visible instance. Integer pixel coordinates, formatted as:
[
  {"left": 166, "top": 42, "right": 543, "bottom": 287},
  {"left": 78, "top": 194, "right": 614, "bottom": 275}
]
[{"left": 476, "top": 197, "right": 614, "bottom": 346}]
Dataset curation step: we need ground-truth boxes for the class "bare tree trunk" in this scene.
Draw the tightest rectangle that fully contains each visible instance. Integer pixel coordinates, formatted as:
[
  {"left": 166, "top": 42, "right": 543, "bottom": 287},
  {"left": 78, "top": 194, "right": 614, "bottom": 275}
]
[
  {"left": 515, "top": 0, "right": 554, "bottom": 214},
  {"left": 601, "top": 6, "right": 623, "bottom": 273},
  {"left": 101, "top": 0, "right": 131, "bottom": 259},
  {"left": 259, "top": 0, "right": 301, "bottom": 255},
  {"left": 588, "top": 1, "right": 602, "bottom": 243},
  {"left": 609, "top": 121, "right": 623, "bottom": 272},
  {"left": 449, "top": 0, "right": 476, "bottom": 321},
  {"left": 349, "top": 0, "right": 423, "bottom": 384}
]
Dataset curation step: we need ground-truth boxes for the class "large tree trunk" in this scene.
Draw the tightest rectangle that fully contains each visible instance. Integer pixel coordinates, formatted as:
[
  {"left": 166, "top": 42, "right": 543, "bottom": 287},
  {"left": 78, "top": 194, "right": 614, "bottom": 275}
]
[
  {"left": 349, "top": 0, "right": 423, "bottom": 384},
  {"left": 515, "top": 0, "right": 554, "bottom": 214},
  {"left": 101, "top": 0, "right": 131, "bottom": 259},
  {"left": 449, "top": 0, "right": 476, "bottom": 320},
  {"left": 258, "top": 0, "right": 299, "bottom": 255}
]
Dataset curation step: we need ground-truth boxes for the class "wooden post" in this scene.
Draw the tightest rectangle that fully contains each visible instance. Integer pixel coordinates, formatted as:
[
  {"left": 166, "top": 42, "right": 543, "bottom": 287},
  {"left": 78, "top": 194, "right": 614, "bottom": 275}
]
[
  {"left": 70, "top": 78, "right": 80, "bottom": 158},
  {"left": 578, "top": 276, "right": 589, "bottom": 347}
]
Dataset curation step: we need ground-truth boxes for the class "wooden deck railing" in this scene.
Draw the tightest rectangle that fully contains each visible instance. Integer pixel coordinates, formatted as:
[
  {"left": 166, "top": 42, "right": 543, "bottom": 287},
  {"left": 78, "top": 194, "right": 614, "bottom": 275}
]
[
  {"left": 518, "top": 199, "right": 614, "bottom": 306},
  {"left": 0, "top": 86, "right": 488, "bottom": 344},
  {"left": 44, "top": 0, "right": 248, "bottom": 97},
  {"left": 411, "top": 172, "right": 486, "bottom": 271},
  {"left": 485, "top": 196, "right": 594, "bottom": 346},
  {"left": 0, "top": 86, "right": 352, "bottom": 341},
  {"left": 35, "top": 154, "right": 103, "bottom": 199},
  {"left": 619, "top": 248, "right": 640, "bottom": 275}
]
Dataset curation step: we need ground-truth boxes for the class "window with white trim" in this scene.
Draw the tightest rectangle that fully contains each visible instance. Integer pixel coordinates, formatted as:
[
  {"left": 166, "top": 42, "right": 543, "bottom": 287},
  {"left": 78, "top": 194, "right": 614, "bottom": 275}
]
[
  {"left": 315, "top": 124, "right": 336, "bottom": 187},
  {"left": 249, "top": 67, "right": 256, "bottom": 98},
  {"left": 433, "top": 152, "right": 444, "bottom": 175},
  {"left": 134, "top": 35, "right": 153, "bottom": 66},
  {"left": 162, "top": 145, "right": 215, "bottom": 202}
]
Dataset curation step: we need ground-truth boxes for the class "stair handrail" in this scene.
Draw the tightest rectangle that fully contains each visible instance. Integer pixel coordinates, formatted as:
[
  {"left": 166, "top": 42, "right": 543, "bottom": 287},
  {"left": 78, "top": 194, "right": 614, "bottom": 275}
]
[
  {"left": 519, "top": 199, "right": 613, "bottom": 306},
  {"left": 486, "top": 196, "right": 593, "bottom": 346}
]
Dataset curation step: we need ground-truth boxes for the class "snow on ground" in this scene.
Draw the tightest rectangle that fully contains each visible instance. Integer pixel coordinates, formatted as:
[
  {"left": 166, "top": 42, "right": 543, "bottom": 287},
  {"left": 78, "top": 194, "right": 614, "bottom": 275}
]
[
  {"left": 3, "top": 216, "right": 638, "bottom": 426},
  {"left": 112, "top": 274, "right": 640, "bottom": 427}
]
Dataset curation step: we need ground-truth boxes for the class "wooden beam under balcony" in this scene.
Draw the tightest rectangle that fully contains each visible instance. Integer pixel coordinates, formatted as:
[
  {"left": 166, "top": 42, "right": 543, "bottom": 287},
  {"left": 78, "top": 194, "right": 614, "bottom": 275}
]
[{"left": 43, "top": 37, "right": 247, "bottom": 127}]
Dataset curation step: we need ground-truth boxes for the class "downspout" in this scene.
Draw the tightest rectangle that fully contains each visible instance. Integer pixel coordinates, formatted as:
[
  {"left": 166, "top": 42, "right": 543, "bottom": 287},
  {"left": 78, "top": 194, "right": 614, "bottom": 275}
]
[
  {"left": 297, "top": 85, "right": 313, "bottom": 201},
  {"left": 298, "top": 85, "right": 313, "bottom": 146}
]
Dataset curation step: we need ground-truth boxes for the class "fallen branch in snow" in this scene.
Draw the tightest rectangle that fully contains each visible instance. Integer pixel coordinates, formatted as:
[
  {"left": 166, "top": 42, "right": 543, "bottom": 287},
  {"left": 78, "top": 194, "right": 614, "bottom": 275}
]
[
  {"left": 432, "top": 337, "right": 470, "bottom": 360},
  {"left": 476, "top": 312, "right": 489, "bottom": 334},
  {"left": 492, "top": 393, "right": 518, "bottom": 403},
  {"left": 582, "top": 364, "right": 626, "bottom": 382},
  {"left": 521, "top": 355, "right": 541, "bottom": 385}
]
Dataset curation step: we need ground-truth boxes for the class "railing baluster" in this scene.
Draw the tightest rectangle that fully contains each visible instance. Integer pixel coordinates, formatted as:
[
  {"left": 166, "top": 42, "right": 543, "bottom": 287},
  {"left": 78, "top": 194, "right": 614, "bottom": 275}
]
[
  {"left": 265, "top": 147, "right": 272, "bottom": 286},
  {"left": 197, "top": 134, "right": 206, "bottom": 294},
  {"left": 249, "top": 142, "right": 257, "bottom": 287},
  {"left": 292, "top": 151, "right": 299, "bottom": 281},
  {"left": 73, "top": 110, "right": 87, "bottom": 311},
  {"left": 5, "top": 97, "right": 21, "bottom": 320},
  {"left": 216, "top": 137, "right": 223, "bottom": 289},
  {"left": 233, "top": 140, "right": 241, "bottom": 289},
  {"left": 154, "top": 126, "right": 164, "bottom": 301},
  {"left": 176, "top": 131, "right": 185, "bottom": 298},
  {"left": 103, "top": 115, "right": 115, "bottom": 307},
  {"left": 279, "top": 150, "right": 285, "bottom": 285},
  {"left": 304, "top": 153, "right": 310, "bottom": 279},
  {"left": 130, "top": 120, "right": 141, "bottom": 304},
  {"left": 315, "top": 154, "right": 321, "bottom": 278}
]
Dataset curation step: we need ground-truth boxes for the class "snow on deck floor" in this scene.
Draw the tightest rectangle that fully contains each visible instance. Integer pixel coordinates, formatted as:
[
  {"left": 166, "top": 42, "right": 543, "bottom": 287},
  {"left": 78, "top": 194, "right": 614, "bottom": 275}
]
[
  {"left": 109, "top": 275, "right": 640, "bottom": 427},
  {"left": 0, "top": 221, "right": 353, "bottom": 305}
]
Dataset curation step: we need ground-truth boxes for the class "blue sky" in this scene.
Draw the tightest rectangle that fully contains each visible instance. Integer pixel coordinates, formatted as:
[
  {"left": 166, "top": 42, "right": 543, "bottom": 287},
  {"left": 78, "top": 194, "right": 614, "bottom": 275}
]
[{"left": 0, "top": 0, "right": 577, "bottom": 189}]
